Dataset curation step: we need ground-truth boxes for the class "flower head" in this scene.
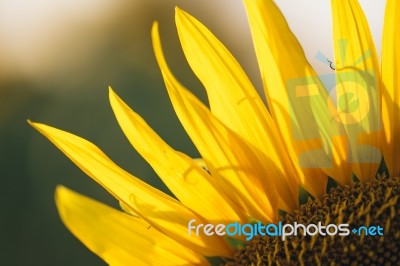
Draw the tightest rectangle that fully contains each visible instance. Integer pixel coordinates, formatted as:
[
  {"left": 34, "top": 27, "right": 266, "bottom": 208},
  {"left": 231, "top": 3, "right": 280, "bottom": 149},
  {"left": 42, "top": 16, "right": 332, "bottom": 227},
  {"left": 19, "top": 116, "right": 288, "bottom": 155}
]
[{"left": 30, "top": 0, "right": 399, "bottom": 264}]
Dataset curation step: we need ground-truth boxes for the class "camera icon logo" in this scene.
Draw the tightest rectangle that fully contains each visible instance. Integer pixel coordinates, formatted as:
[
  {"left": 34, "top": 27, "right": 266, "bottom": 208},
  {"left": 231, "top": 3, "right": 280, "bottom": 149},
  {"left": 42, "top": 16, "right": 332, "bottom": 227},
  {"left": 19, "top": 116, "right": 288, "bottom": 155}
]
[{"left": 285, "top": 39, "right": 381, "bottom": 168}]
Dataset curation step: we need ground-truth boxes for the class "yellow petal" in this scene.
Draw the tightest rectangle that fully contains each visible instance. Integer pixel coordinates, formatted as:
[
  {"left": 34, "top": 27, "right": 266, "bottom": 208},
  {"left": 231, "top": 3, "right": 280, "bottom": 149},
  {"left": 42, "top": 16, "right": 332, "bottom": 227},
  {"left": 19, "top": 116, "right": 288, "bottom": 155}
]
[
  {"left": 175, "top": 8, "right": 299, "bottom": 207},
  {"left": 381, "top": 0, "right": 400, "bottom": 177},
  {"left": 109, "top": 87, "right": 244, "bottom": 224},
  {"left": 152, "top": 21, "right": 295, "bottom": 221},
  {"left": 331, "top": 0, "right": 382, "bottom": 181},
  {"left": 243, "top": 0, "right": 350, "bottom": 192},
  {"left": 28, "top": 121, "right": 231, "bottom": 257},
  {"left": 55, "top": 186, "right": 208, "bottom": 266}
]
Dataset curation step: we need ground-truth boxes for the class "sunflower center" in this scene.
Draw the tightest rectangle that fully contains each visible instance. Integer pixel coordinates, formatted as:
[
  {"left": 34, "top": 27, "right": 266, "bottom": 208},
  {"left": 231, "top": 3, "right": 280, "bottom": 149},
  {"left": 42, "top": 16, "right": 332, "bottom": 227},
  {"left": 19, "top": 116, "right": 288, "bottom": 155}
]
[{"left": 225, "top": 176, "right": 399, "bottom": 265}]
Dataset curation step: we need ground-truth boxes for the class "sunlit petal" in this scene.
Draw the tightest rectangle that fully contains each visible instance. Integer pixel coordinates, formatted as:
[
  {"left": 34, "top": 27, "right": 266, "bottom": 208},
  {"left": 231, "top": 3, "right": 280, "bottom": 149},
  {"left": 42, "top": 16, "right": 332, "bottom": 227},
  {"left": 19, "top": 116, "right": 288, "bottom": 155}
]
[
  {"left": 331, "top": 0, "right": 382, "bottom": 182},
  {"left": 175, "top": 8, "right": 299, "bottom": 208},
  {"left": 55, "top": 186, "right": 208, "bottom": 266},
  {"left": 244, "top": 0, "right": 351, "bottom": 193},
  {"left": 29, "top": 121, "right": 232, "bottom": 257},
  {"left": 381, "top": 0, "right": 400, "bottom": 177},
  {"left": 109, "top": 87, "right": 244, "bottom": 224},
  {"left": 152, "top": 21, "right": 291, "bottom": 221}
]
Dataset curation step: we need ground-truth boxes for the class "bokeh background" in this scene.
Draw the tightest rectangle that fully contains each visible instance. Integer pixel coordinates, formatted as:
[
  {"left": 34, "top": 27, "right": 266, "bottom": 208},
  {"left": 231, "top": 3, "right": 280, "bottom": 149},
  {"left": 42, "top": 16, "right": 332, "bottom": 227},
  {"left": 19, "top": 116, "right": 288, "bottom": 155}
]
[{"left": 0, "top": 0, "right": 385, "bottom": 265}]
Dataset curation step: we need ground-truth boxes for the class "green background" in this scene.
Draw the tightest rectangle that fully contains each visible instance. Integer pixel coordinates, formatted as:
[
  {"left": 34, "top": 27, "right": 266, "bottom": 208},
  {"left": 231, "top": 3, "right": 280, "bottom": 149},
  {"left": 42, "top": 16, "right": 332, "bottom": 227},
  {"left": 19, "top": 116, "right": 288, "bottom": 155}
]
[{"left": 0, "top": 1, "right": 212, "bottom": 265}]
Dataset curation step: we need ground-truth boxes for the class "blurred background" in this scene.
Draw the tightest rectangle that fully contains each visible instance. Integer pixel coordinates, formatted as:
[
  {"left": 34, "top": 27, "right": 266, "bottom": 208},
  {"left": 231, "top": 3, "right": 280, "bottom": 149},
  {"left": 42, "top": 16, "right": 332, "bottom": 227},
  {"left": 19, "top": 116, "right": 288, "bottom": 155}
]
[{"left": 0, "top": 0, "right": 385, "bottom": 265}]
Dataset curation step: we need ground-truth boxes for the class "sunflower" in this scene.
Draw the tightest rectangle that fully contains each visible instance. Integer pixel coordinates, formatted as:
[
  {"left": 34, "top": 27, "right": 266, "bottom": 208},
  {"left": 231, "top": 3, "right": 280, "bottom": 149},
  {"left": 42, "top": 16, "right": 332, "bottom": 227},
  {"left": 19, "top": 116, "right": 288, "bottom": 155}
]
[{"left": 30, "top": 0, "right": 399, "bottom": 265}]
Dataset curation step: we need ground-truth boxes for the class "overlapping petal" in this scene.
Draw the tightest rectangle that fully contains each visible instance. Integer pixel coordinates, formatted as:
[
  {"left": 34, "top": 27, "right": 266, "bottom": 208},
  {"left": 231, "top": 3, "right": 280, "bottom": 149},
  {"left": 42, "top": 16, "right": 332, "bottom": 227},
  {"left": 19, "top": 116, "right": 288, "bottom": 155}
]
[
  {"left": 175, "top": 8, "right": 298, "bottom": 208},
  {"left": 331, "top": 0, "right": 382, "bottom": 182},
  {"left": 29, "top": 121, "right": 232, "bottom": 257},
  {"left": 381, "top": 0, "right": 400, "bottom": 177},
  {"left": 55, "top": 186, "right": 208, "bottom": 265},
  {"left": 152, "top": 21, "right": 293, "bottom": 221},
  {"left": 109, "top": 87, "right": 244, "bottom": 224},
  {"left": 243, "top": 0, "right": 351, "bottom": 193}
]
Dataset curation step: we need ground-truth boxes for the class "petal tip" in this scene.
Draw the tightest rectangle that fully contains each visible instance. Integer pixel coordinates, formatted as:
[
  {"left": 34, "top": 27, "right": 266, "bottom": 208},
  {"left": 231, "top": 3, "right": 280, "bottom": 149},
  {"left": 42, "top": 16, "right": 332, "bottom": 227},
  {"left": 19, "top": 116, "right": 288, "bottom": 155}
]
[
  {"left": 54, "top": 185, "right": 71, "bottom": 216},
  {"left": 152, "top": 20, "right": 159, "bottom": 30},
  {"left": 108, "top": 86, "right": 117, "bottom": 101},
  {"left": 55, "top": 185, "right": 71, "bottom": 201},
  {"left": 174, "top": 7, "right": 188, "bottom": 23},
  {"left": 174, "top": 6, "right": 182, "bottom": 13},
  {"left": 28, "top": 120, "right": 43, "bottom": 131}
]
